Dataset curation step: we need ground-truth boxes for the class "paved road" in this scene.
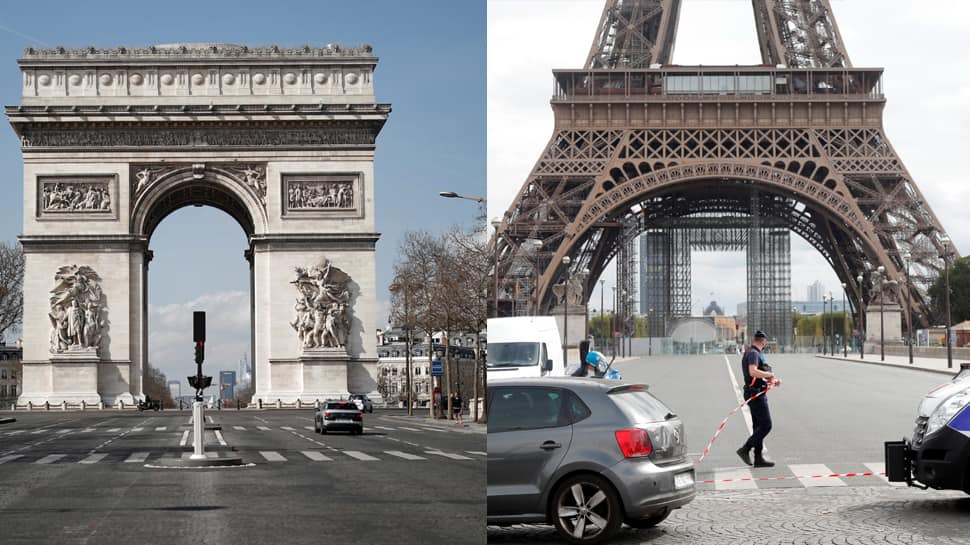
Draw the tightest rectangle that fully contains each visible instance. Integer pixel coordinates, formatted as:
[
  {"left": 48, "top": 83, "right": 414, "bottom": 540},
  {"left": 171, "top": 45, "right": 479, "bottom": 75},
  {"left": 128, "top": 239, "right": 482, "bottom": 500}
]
[
  {"left": 488, "top": 353, "right": 969, "bottom": 544},
  {"left": 0, "top": 409, "right": 485, "bottom": 545}
]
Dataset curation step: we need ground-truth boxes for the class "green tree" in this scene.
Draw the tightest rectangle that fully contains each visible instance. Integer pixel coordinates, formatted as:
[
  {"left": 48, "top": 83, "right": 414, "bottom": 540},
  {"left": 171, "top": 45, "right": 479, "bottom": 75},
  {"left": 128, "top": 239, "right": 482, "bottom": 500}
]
[{"left": 928, "top": 256, "right": 970, "bottom": 325}]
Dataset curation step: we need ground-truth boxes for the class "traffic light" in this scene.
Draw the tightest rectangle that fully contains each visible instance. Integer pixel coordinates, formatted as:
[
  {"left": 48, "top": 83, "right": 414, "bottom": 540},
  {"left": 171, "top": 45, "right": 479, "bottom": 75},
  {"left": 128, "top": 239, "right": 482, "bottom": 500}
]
[{"left": 194, "top": 341, "right": 204, "bottom": 364}]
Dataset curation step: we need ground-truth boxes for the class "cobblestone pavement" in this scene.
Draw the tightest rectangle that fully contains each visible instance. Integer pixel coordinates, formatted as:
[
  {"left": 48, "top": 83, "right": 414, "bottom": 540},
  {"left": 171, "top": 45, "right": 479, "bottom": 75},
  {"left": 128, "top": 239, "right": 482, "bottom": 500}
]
[{"left": 487, "top": 487, "right": 970, "bottom": 544}]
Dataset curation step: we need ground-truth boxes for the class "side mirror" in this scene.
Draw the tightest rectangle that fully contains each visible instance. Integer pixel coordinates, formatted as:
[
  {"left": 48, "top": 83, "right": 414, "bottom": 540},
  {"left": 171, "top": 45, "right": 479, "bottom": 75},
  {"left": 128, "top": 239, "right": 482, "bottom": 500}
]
[{"left": 544, "top": 359, "right": 553, "bottom": 372}]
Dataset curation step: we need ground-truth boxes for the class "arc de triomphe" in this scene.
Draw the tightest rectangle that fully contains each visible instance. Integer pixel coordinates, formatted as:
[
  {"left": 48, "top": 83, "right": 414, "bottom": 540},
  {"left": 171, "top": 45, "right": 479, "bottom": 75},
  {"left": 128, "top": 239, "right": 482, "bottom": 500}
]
[{"left": 5, "top": 44, "right": 388, "bottom": 406}]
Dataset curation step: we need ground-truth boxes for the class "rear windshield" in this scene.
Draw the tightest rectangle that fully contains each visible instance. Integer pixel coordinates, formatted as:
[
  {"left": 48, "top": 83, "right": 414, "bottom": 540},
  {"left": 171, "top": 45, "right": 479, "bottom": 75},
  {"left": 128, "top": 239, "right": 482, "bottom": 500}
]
[
  {"left": 326, "top": 402, "right": 358, "bottom": 410},
  {"left": 487, "top": 342, "right": 540, "bottom": 368},
  {"left": 608, "top": 390, "right": 674, "bottom": 423}
]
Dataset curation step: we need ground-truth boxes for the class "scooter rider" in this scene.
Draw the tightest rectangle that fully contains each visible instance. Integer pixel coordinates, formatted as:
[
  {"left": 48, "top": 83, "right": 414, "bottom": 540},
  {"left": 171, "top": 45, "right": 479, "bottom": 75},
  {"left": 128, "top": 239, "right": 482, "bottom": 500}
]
[
  {"left": 736, "top": 330, "right": 781, "bottom": 468},
  {"left": 571, "top": 350, "right": 606, "bottom": 377}
]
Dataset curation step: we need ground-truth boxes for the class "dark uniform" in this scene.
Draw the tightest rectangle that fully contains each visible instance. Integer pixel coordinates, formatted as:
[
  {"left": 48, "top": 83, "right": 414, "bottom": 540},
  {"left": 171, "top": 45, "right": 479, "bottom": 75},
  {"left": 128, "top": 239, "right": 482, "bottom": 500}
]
[{"left": 736, "top": 337, "right": 775, "bottom": 467}]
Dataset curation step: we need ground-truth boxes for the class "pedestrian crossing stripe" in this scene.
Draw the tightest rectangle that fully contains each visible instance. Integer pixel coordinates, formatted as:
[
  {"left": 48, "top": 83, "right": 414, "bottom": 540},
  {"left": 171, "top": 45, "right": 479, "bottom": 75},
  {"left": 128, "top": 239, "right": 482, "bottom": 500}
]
[
  {"left": 233, "top": 426, "right": 246, "bottom": 430},
  {"left": 426, "top": 450, "right": 472, "bottom": 460},
  {"left": 124, "top": 452, "right": 149, "bottom": 463},
  {"left": 343, "top": 451, "right": 379, "bottom": 461},
  {"left": 79, "top": 453, "right": 108, "bottom": 464},
  {"left": 256, "top": 426, "right": 271, "bottom": 431},
  {"left": 35, "top": 454, "right": 67, "bottom": 464},
  {"left": 260, "top": 451, "right": 287, "bottom": 462},
  {"left": 0, "top": 455, "right": 24, "bottom": 464},
  {"left": 385, "top": 451, "right": 425, "bottom": 460},
  {"left": 154, "top": 427, "right": 166, "bottom": 431},
  {"left": 301, "top": 451, "right": 332, "bottom": 461},
  {"left": 466, "top": 451, "right": 487, "bottom": 456}
]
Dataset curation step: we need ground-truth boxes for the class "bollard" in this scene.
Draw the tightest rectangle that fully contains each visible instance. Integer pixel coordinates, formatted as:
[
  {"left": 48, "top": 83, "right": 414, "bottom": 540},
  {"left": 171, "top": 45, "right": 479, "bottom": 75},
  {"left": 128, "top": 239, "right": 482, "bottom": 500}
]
[
  {"left": 80, "top": 400, "right": 86, "bottom": 411},
  {"left": 61, "top": 400, "right": 67, "bottom": 411},
  {"left": 236, "top": 399, "right": 240, "bottom": 411},
  {"left": 276, "top": 399, "right": 281, "bottom": 409},
  {"left": 44, "top": 401, "right": 50, "bottom": 411},
  {"left": 315, "top": 399, "right": 320, "bottom": 409},
  {"left": 27, "top": 401, "right": 33, "bottom": 411},
  {"left": 190, "top": 401, "right": 206, "bottom": 460},
  {"left": 98, "top": 401, "right": 104, "bottom": 410},
  {"left": 296, "top": 399, "right": 302, "bottom": 409},
  {"left": 257, "top": 398, "right": 263, "bottom": 409}
]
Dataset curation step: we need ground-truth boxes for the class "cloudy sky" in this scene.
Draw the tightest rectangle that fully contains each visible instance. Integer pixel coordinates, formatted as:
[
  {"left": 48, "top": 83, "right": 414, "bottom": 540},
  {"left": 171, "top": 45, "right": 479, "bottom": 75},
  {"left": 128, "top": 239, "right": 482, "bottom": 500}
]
[
  {"left": 488, "top": 0, "right": 970, "bottom": 315},
  {"left": 0, "top": 0, "right": 485, "bottom": 390}
]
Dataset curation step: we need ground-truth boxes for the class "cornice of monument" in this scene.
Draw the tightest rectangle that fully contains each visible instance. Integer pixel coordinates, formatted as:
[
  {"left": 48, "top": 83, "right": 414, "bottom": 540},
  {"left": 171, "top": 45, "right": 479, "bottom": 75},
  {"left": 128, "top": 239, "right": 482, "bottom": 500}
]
[{"left": 20, "top": 43, "right": 377, "bottom": 64}]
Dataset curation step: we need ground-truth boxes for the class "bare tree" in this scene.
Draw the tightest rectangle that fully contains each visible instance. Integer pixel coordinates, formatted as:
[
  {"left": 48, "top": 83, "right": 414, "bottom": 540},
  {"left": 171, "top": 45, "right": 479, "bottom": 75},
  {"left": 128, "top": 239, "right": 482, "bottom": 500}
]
[
  {"left": 0, "top": 242, "right": 25, "bottom": 341},
  {"left": 143, "top": 364, "right": 176, "bottom": 408}
]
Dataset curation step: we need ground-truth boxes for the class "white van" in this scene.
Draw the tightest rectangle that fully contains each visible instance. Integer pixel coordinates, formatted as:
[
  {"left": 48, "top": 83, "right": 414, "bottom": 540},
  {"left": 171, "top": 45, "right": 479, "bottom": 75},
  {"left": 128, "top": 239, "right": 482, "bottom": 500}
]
[{"left": 486, "top": 316, "right": 564, "bottom": 380}]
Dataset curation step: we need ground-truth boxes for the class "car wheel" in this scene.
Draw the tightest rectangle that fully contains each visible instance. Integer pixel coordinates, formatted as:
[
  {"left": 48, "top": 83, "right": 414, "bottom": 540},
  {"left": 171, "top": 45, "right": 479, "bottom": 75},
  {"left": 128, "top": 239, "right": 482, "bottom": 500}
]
[
  {"left": 320, "top": 426, "right": 327, "bottom": 434},
  {"left": 625, "top": 508, "right": 670, "bottom": 529},
  {"left": 551, "top": 474, "right": 623, "bottom": 544}
]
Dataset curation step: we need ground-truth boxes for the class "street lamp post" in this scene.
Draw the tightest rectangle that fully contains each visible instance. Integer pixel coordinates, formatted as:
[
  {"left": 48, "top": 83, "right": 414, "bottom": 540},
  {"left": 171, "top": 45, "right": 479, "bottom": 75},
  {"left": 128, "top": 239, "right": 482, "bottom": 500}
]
[
  {"left": 942, "top": 235, "right": 953, "bottom": 369},
  {"left": 562, "top": 256, "right": 572, "bottom": 369},
  {"left": 648, "top": 308, "right": 654, "bottom": 356},
  {"left": 611, "top": 286, "right": 617, "bottom": 357},
  {"left": 389, "top": 282, "right": 414, "bottom": 416},
  {"left": 599, "top": 279, "right": 605, "bottom": 347},
  {"left": 829, "top": 292, "right": 835, "bottom": 358},
  {"left": 856, "top": 273, "right": 865, "bottom": 359},
  {"left": 491, "top": 219, "right": 501, "bottom": 318},
  {"left": 873, "top": 266, "right": 887, "bottom": 362},
  {"left": 582, "top": 269, "right": 590, "bottom": 341},
  {"left": 822, "top": 295, "right": 828, "bottom": 355},
  {"left": 841, "top": 283, "right": 848, "bottom": 358},
  {"left": 902, "top": 254, "right": 913, "bottom": 365}
]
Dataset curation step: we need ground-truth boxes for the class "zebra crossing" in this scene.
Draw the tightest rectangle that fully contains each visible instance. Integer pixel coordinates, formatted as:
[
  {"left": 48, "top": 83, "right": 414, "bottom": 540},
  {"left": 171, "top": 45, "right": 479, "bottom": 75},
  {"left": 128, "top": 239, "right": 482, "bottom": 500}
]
[
  {"left": 0, "top": 448, "right": 487, "bottom": 467},
  {"left": 1, "top": 423, "right": 469, "bottom": 437},
  {"left": 698, "top": 461, "right": 905, "bottom": 490}
]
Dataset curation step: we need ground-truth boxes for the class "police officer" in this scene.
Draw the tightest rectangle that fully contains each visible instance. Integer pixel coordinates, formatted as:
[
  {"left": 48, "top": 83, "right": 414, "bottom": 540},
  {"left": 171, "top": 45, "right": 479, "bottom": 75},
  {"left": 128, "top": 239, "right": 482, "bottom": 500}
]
[{"left": 736, "top": 330, "right": 781, "bottom": 468}]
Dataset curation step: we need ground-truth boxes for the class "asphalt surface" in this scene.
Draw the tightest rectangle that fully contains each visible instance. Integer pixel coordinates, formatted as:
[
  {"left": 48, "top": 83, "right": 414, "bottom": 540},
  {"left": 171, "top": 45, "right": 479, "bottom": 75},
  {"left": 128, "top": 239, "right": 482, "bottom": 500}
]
[
  {"left": 0, "top": 409, "right": 485, "bottom": 545},
  {"left": 487, "top": 353, "right": 969, "bottom": 544}
]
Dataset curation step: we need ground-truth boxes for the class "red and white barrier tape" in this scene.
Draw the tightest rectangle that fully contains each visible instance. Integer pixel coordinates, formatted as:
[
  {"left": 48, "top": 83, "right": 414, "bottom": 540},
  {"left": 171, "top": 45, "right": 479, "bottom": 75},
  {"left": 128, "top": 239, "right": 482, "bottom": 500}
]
[
  {"left": 700, "top": 471, "right": 887, "bottom": 484},
  {"left": 693, "top": 383, "right": 773, "bottom": 466}
]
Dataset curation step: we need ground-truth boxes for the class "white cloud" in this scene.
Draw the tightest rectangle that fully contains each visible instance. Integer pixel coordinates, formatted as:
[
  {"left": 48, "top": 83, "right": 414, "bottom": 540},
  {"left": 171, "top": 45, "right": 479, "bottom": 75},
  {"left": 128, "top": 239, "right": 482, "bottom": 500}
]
[
  {"left": 148, "top": 291, "right": 249, "bottom": 392},
  {"left": 488, "top": 0, "right": 970, "bottom": 316}
]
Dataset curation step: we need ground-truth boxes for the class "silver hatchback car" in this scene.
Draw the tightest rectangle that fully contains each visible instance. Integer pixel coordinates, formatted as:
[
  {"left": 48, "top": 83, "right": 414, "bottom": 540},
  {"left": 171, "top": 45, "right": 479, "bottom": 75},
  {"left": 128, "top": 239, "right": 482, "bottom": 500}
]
[{"left": 487, "top": 378, "right": 695, "bottom": 544}]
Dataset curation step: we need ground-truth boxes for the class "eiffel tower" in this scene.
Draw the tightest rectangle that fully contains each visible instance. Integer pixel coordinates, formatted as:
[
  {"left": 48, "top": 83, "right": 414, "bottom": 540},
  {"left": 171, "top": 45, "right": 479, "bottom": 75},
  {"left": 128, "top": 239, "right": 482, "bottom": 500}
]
[{"left": 493, "top": 0, "right": 955, "bottom": 347}]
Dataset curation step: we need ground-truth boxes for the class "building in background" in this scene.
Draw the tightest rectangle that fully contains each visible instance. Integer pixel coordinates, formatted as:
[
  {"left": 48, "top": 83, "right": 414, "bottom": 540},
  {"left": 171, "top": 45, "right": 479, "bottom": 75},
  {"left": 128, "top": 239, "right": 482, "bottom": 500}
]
[
  {"left": 0, "top": 341, "right": 23, "bottom": 407},
  {"left": 807, "top": 281, "right": 826, "bottom": 302},
  {"left": 220, "top": 371, "right": 237, "bottom": 401},
  {"left": 167, "top": 380, "right": 180, "bottom": 402}
]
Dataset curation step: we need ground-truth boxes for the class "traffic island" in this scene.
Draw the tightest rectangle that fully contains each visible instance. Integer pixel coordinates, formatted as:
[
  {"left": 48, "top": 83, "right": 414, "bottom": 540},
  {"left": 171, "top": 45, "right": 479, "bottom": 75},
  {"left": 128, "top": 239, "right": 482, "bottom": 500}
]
[{"left": 147, "top": 452, "right": 247, "bottom": 468}]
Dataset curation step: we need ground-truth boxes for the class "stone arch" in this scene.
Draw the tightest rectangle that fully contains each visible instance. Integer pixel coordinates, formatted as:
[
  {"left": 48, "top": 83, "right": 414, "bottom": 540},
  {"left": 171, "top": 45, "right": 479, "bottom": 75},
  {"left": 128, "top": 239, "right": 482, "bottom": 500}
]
[{"left": 131, "top": 167, "right": 269, "bottom": 239}]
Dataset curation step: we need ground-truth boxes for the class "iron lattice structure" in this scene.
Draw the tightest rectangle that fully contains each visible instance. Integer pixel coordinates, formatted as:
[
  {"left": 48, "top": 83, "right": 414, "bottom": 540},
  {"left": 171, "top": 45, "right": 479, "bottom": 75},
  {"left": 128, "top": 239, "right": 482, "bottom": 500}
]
[{"left": 493, "top": 0, "right": 956, "bottom": 340}]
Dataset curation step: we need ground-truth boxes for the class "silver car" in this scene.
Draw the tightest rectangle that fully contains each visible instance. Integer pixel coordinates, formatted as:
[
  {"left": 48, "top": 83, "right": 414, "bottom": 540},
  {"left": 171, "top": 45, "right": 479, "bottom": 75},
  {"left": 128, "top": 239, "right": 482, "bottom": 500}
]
[{"left": 487, "top": 378, "right": 695, "bottom": 544}]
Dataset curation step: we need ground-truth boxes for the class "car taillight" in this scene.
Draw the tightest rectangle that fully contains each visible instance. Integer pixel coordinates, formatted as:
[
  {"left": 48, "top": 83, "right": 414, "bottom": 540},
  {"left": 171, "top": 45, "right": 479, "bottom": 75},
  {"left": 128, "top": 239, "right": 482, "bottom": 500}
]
[
  {"left": 353, "top": 413, "right": 363, "bottom": 421},
  {"left": 614, "top": 429, "right": 653, "bottom": 458},
  {"left": 324, "top": 411, "right": 332, "bottom": 418}
]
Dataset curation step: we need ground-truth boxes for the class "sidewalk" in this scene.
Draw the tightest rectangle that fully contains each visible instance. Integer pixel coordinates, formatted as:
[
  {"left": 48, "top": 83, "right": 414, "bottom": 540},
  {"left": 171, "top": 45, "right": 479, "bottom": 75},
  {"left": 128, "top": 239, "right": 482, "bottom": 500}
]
[
  {"left": 381, "top": 413, "right": 486, "bottom": 434},
  {"left": 815, "top": 352, "right": 967, "bottom": 376}
]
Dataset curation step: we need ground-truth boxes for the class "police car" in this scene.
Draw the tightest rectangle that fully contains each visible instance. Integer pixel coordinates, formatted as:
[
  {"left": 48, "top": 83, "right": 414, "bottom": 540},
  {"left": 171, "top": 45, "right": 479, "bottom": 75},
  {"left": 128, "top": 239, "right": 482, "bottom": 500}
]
[{"left": 885, "top": 362, "right": 970, "bottom": 493}]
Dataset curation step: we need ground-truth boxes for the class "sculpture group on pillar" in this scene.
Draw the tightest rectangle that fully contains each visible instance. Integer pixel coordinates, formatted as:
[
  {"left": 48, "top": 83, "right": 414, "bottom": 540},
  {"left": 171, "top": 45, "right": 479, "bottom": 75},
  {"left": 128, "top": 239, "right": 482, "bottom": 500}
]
[
  {"left": 290, "top": 258, "right": 353, "bottom": 350},
  {"left": 552, "top": 275, "right": 585, "bottom": 307},
  {"left": 48, "top": 265, "right": 107, "bottom": 355}
]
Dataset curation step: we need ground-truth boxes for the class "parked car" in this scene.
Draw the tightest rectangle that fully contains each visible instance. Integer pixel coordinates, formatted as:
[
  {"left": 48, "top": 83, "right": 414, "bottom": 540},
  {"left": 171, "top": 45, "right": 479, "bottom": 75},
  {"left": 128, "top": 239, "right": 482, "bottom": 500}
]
[
  {"left": 349, "top": 394, "right": 374, "bottom": 413},
  {"left": 314, "top": 400, "right": 364, "bottom": 435},
  {"left": 885, "top": 362, "right": 970, "bottom": 493},
  {"left": 487, "top": 377, "right": 695, "bottom": 544}
]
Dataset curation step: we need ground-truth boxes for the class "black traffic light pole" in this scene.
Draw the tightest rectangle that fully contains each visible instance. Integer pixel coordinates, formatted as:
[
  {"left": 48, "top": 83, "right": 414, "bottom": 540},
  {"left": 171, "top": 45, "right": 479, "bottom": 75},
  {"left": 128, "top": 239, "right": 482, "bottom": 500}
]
[{"left": 188, "top": 311, "right": 212, "bottom": 401}]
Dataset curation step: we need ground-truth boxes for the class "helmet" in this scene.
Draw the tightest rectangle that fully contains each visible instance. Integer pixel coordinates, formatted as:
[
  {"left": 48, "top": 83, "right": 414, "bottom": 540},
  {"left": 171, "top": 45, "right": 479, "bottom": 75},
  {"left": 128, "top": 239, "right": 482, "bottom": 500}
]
[{"left": 585, "top": 351, "right": 607, "bottom": 372}]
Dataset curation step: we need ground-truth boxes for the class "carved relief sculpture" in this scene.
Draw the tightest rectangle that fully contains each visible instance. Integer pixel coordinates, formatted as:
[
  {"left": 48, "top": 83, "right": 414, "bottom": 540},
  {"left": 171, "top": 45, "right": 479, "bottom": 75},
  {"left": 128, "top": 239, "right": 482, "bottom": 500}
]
[
  {"left": 224, "top": 164, "right": 267, "bottom": 203},
  {"left": 49, "top": 265, "right": 107, "bottom": 355},
  {"left": 289, "top": 258, "right": 352, "bottom": 350},
  {"left": 41, "top": 180, "right": 111, "bottom": 212},
  {"left": 552, "top": 275, "right": 586, "bottom": 307},
  {"left": 287, "top": 181, "right": 354, "bottom": 210}
]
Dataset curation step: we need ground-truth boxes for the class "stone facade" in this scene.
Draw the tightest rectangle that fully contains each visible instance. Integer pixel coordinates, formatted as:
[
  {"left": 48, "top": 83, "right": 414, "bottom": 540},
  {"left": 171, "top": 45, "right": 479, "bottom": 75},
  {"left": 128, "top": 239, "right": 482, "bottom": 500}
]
[
  {"left": 7, "top": 44, "right": 389, "bottom": 405},
  {"left": 0, "top": 345, "right": 22, "bottom": 407}
]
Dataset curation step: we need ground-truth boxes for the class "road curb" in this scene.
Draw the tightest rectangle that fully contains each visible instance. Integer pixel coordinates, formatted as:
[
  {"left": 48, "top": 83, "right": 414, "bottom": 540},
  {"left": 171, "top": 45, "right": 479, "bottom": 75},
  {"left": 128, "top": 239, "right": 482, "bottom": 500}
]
[
  {"left": 814, "top": 354, "right": 957, "bottom": 376},
  {"left": 381, "top": 415, "right": 486, "bottom": 434}
]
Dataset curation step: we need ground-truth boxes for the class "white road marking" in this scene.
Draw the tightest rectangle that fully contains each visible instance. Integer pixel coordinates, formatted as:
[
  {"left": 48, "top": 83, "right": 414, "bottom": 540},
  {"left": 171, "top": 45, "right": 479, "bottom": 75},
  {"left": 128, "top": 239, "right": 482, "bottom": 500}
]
[
  {"left": 79, "top": 453, "right": 108, "bottom": 464},
  {"left": 106, "top": 428, "right": 121, "bottom": 433},
  {"left": 155, "top": 426, "right": 167, "bottom": 432},
  {"left": 79, "top": 428, "right": 95, "bottom": 433},
  {"left": 418, "top": 427, "right": 447, "bottom": 433},
  {"left": 206, "top": 416, "right": 214, "bottom": 423},
  {"left": 131, "top": 427, "right": 144, "bottom": 432},
  {"left": 863, "top": 462, "right": 906, "bottom": 487},
  {"left": 256, "top": 426, "right": 271, "bottom": 431},
  {"left": 280, "top": 426, "right": 295, "bottom": 431},
  {"left": 723, "top": 355, "right": 754, "bottom": 438},
  {"left": 301, "top": 451, "right": 332, "bottom": 461},
  {"left": 35, "top": 454, "right": 67, "bottom": 464},
  {"left": 214, "top": 430, "right": 228, "bottom": 447},
  {"left": 179, "top": 430, "right": 190, "bottom": 447},
  {"left": 233, "top": 426, "right": 246, "bottom": 431},
  {"left": 466, "top": 451, "right": 487, "bottom": 456},
  {"left": 125, "top": 452, "right": 150, "bottom": 463},
  {"left": 789, "top": 464, "right": 846, "bottom": 487},
  {"left": 384, "top": 451, "right": 425, "bottom": 460},
  {"left": 303, "top": 426, "right": 315, "bottom": 431},
  {"left": 260, "top": 451, "right": 287, "bottom": 462},
  {"left": 0, "top": 455, "right": 24, "bottom": 464},
  {"left": 343, "top": 450, "right": 379, "bottom": 461},
  {"left": 30, "top": 429, "right": 47, "bottom": 435},
  {"left": 714, "top": 468, "right": 758, "bottom": 491},
  {"left": 425, "top": 450, "right": 472, "bottom": 460},
  {"left": 373, "top": 426, "right": 395, "bottom": 431},
  {"left": 5, "top": 430, "right": 25, "bottom": 436},
  {"left": 398, "top": 427, "right": 422, "bottom": 432}
]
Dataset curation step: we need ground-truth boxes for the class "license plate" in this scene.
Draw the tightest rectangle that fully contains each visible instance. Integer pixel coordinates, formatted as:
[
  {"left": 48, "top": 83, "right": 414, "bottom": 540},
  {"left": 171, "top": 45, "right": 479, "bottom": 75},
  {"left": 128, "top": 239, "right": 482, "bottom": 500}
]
[
  {"left": 336, "top": 419, "right": 354, "bottom": 424},
  {"left": 674, "top": 471, "right": 694, "bottom": 489}
]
